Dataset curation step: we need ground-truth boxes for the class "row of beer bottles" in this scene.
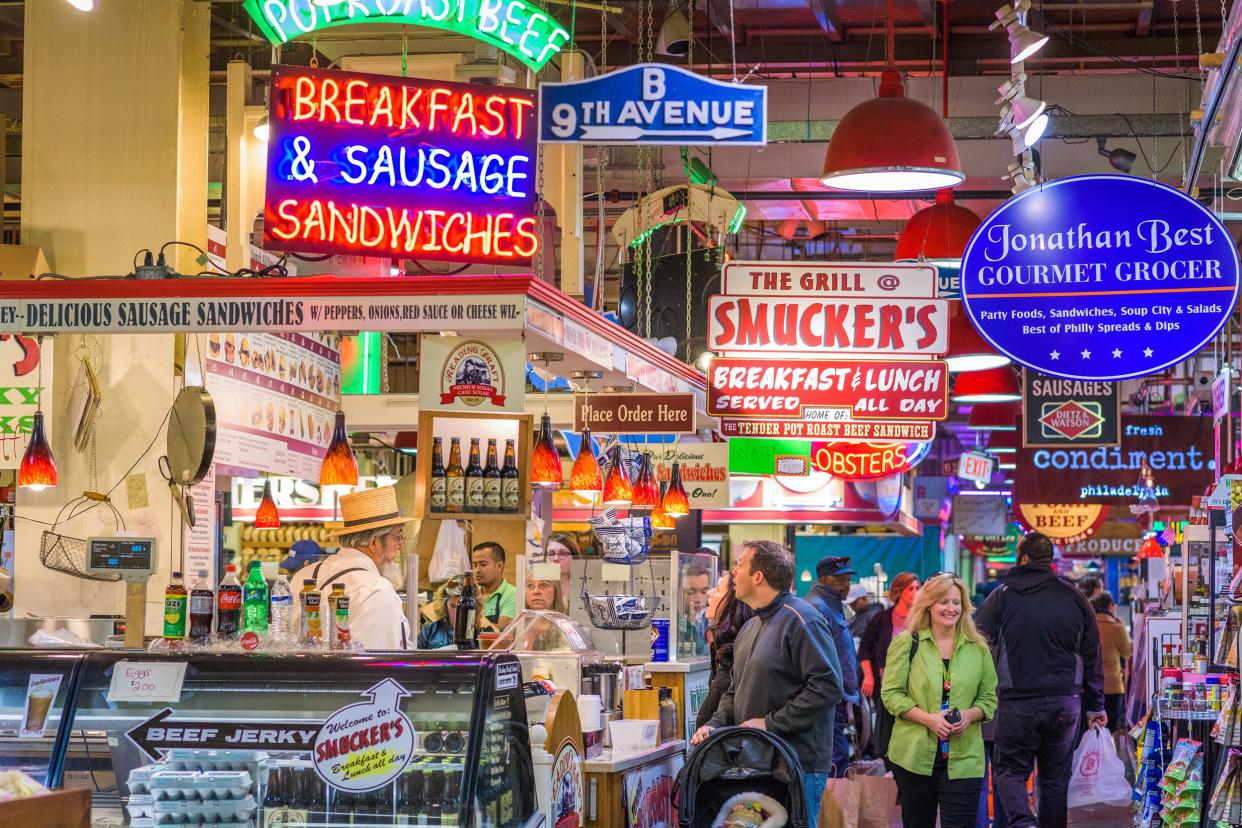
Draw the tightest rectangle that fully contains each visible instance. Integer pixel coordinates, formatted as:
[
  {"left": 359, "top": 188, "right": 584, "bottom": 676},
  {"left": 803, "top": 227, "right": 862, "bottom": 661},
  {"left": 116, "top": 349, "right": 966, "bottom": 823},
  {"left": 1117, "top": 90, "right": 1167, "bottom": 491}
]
[{"left": 429, "top": 437, "right": 520, "bottom": 514}]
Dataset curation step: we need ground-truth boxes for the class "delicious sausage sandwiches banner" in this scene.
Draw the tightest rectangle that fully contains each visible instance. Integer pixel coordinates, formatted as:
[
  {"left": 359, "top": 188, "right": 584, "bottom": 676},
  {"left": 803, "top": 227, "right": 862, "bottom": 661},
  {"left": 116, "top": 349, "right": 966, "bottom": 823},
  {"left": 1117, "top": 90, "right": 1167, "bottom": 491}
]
[{"left": 960, "top": 175, "right": 1240, "bottom": 382}]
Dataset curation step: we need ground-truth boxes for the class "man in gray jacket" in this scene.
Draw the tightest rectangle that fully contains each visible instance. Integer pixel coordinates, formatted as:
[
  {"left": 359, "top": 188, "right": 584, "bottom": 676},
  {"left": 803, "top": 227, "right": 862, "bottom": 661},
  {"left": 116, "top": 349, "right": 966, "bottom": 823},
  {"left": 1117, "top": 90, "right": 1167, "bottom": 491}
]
[{"left": 691, "top": 540, "right": 844, "bottom": 819}]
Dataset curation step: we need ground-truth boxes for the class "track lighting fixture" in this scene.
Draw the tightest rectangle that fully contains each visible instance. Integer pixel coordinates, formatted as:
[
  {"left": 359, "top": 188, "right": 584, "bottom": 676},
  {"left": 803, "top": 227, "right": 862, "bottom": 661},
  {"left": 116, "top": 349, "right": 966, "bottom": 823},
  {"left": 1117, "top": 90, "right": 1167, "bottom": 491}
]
[
  {"left": 991, "top": 0, "right": 1048, "bottom": 64},
  {"left": 1097, "top": 137, "right": 1137, "bottom": 174}
]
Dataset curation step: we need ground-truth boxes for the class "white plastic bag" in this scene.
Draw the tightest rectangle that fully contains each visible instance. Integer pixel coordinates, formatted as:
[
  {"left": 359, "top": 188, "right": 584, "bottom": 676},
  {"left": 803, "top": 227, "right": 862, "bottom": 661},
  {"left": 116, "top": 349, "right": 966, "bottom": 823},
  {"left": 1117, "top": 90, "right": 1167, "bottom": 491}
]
[
  {"left": 1067, "top": 725, "right": 1133, "bottom": 808},
  {"left": 428, "top": 520, "right": 470, "bottom": 583}
]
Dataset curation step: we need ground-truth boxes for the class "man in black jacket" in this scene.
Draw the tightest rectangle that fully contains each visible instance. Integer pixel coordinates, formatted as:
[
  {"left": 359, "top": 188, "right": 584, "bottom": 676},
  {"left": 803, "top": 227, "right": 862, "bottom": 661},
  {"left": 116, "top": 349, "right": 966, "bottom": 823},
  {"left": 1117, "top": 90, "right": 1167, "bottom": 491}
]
[
  {"left": 977, "top": 532, "right": 1107, "bottom": 828},
  {"left": 691, "top": 540, "right": 843, "bottom": 820}
]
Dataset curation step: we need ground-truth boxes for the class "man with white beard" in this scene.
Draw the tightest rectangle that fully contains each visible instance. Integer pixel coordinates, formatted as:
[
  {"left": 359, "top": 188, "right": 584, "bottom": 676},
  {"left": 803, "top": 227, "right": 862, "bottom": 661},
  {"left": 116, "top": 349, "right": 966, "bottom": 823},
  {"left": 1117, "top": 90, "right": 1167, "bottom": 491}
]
[{"left": 290, "top": 486, "right": 413, "bottom": 650}]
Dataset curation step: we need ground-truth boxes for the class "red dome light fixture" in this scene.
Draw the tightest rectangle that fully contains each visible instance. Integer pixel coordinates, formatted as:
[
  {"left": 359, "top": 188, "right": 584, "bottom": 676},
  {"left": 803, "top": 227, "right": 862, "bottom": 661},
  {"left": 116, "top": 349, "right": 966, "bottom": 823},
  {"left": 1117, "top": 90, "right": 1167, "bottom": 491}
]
[
  {"left": 944, "top": 313, "right": 1011, "bottom": 373},
  {"left": 895, "top": 190, "right": 981, "bottom": 263},
  {"left": 968, "top": 403, "right": 1019, "bottom": 432},
  {"left": 951, "top": 367, "right": 1022, "bottom": 404}
]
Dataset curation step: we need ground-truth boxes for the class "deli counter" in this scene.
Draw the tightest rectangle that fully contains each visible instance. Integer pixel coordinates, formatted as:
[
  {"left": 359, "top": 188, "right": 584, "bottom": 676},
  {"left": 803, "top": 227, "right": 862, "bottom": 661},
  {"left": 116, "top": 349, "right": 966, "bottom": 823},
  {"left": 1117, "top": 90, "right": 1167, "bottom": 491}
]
[{"left": 0, "top": 649, "right": 538, "bottom": 828}]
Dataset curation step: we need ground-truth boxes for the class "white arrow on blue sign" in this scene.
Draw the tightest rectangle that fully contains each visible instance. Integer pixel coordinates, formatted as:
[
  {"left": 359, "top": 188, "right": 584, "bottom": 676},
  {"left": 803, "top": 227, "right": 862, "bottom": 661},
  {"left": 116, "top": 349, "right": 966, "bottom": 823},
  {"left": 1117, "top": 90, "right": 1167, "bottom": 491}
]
[{"left": 539, "top": 63, "right": 767, "bottom": 146}]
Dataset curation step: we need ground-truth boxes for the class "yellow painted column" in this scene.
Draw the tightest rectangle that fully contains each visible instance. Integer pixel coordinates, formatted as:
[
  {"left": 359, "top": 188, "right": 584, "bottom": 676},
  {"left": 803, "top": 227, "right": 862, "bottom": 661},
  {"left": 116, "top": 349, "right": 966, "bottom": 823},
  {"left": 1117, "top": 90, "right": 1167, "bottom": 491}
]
[
  {"left": 544, "top": 51, "right": 585, "bottom": 299},
  {"left": 17, "top": 0, "right": 209, "bottom": 630}
]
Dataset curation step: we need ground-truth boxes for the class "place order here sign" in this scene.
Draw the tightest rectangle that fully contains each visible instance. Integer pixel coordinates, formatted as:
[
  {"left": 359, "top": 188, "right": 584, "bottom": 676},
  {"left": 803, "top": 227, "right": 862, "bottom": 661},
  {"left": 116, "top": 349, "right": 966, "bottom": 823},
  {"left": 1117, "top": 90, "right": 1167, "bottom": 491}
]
[{"left": 706, "top": 262, "right": 950, "bottom": 446}]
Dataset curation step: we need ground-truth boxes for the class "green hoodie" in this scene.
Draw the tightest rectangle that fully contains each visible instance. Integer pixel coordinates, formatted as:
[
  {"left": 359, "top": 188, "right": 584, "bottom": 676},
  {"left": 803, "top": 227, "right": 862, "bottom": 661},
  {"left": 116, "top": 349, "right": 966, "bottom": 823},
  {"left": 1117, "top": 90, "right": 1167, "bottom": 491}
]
[{"left": 881, "top": 628, "right": 998, "bottom": 779}]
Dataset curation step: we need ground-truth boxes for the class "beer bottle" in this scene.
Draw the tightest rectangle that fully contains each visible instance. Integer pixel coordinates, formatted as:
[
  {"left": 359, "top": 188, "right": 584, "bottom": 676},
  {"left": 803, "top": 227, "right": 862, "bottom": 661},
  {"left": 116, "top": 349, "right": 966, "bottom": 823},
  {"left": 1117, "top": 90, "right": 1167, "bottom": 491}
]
[
  {"left": 188, "top": 570, "right": 214, "bottom": 645},
  {"left": 429, "top": 436, "right": 447, "bottom": 514},
  {"left": 263, "top": 765, "right": 286, "bottom": 826},
  {"left": 501, "top": 439, "right": 520, "bottom": 513},
  {"left": 216, "top": 564, "right": 243, "bottom": 640},
  {"left": 300, "top": 577, "right": 322, "bottom": 643},
  {"left": 465, "top": 438, "right": 484, "bottom": 514},
  {"left": 446, "top": 438, "right": 465, "bottom": 513},
  {"left": 163, "top": 571, "right": 187, "bottom": 641},
  {"left": 455, "top": 573, "right": 479, "bottom": 649},
  {"left": 483, "top": 438, "right": 501, "bottom": 514},
  {"left": 327, "top": 583, "right": 346, "bottom": 647}
]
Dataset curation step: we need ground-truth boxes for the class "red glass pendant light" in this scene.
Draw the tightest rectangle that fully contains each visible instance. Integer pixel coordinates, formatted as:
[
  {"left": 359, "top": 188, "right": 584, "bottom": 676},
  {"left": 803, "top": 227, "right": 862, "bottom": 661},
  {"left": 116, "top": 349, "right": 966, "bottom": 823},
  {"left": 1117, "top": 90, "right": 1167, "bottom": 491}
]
[
  {"left": 630, "top": 452, "right": 660, "bottom": 509},
  {"left": 254, "top": 479, "right": 281, "bottom": 528},
  {"left": 661, "top": 461, "right": 690, "bottom": 517},
  {"left": 651, "top": 484, "right": 676, "bottom": 529},
  {"left": 18, "top": 410, "right": 57, "bottom": 491},
  {"left": 530, "top": 413, "right": 563, "bottom": 488},
  {"left": 602, "top": 445, "right": 633, "bottom": 506},
  {"left": 570, "top": 427, "right": 602, "bottom": 495},
  {"left": 320, "top": 409, "right": 359, "bottom": 487}
]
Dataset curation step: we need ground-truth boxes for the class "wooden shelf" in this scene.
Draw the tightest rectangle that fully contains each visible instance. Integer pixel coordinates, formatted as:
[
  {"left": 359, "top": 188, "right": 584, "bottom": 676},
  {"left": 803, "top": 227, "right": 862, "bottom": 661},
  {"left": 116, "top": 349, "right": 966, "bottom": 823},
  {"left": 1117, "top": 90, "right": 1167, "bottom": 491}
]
[{"left": 424, "top": 511, "right": 528, "bottom": 522}]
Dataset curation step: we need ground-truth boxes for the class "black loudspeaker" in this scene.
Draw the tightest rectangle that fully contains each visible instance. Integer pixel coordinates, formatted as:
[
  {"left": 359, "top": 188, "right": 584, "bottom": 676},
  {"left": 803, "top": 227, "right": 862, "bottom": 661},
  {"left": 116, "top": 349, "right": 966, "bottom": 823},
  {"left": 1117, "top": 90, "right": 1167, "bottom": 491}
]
[{"left": 618, "top": 232, "right": 721, "bottom": 362}]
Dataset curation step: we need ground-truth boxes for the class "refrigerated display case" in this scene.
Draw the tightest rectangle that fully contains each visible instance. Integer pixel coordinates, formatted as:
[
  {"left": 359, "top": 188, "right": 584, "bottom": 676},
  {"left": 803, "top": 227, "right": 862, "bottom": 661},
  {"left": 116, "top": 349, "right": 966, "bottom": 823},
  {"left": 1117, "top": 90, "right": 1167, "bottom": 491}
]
[{"left": 0, "top": 649, "right": 539, "bottom": 828}]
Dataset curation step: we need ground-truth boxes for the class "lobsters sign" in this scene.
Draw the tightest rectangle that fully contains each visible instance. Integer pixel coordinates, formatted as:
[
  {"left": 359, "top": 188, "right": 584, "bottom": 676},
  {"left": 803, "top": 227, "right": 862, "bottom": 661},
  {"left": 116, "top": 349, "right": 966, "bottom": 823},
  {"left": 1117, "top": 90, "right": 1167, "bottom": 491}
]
[{"left": 960, "top": 175, "right": 1240, "bottom": 382}]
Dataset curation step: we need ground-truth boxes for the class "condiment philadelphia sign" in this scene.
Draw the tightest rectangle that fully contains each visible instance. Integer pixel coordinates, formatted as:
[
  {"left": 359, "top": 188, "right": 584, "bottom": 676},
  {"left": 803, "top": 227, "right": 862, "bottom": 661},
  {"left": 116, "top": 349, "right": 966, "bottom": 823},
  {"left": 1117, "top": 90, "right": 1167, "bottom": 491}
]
[
  {"left": 539, "top": 64, "right": 766, "bottom": 145},
  {"left": 960, "top": 175, "right": 1240, "bottom": 382}
]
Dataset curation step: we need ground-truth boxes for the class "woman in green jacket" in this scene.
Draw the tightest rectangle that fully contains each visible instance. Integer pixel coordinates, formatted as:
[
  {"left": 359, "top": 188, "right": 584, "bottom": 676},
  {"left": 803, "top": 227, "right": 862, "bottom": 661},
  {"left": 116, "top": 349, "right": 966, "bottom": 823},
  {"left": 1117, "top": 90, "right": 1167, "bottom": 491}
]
[{"left": 881, "top": 573, "right": 997, "bottom": 828}]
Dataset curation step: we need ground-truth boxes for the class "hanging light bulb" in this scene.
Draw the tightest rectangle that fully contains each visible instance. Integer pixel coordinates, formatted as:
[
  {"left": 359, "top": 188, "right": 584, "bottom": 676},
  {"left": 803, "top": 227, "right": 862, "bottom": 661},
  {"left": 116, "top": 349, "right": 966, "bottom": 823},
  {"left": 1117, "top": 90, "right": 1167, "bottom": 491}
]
[
  {"left": 319, "top": 409, "right": 359, "bottom": 487},
  {"left": 630, "top": 452, "right": 660, "bottom": 510},
  {"left": 662, "top": 461, "right": 690, "bottom": 517},
  {"left": 254, "top": 479, "right": 280, "bottom": 529},
  {"left": 651, "top": 484, "right": 676, "bottom": 529},
  {"left": 18, "top": 410, "right": 57, "bottom": 490},
  {"left": 602, "top": 445, "right": 633, "bottom": 506},
  {"left": 530, "top": 413, "right": 563, "bottom": 487},
  {"left": 570, "top": 426, "right": 602, "bottom": 495}
]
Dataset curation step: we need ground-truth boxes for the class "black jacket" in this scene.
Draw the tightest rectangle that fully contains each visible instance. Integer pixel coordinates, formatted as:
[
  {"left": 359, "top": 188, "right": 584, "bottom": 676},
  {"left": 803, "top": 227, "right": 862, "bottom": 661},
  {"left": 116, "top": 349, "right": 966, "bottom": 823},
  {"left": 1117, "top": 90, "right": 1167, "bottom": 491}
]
[
  {"left": 976, "top": 564, "right": 1106, "bottom": 714},
  {"left": 857, "top": 606, "right": 899, "bottom": 698},
  {"left": 707, "top": 591, "right": 844, "bottom": 773}
]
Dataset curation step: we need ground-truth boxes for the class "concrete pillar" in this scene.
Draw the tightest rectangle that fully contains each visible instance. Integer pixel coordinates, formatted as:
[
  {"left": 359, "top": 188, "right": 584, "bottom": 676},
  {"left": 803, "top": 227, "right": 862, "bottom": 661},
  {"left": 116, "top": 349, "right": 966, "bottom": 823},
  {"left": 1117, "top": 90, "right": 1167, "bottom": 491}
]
[{"left": 17, "top": 0, "right": 209, "bottom": 629}]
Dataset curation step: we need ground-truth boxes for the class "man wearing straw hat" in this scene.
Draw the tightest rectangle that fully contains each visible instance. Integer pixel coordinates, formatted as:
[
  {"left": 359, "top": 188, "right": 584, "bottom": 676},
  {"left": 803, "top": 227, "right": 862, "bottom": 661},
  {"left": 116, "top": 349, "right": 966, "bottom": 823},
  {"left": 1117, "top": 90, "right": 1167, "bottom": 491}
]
[{"left": 289, "top": 486, "right": 415, "bottom": 650}]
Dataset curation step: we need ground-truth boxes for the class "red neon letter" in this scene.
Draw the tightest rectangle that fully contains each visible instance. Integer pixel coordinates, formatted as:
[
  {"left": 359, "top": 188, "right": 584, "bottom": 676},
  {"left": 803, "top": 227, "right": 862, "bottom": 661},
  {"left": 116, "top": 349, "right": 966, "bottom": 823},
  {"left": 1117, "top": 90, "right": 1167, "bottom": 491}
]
[
  {"left": 271, "top": 199, "right": 302, "bottom": 240},
  {"left": 293, "top": 76, "right": 316, "bottom": 121},
  {"left": 427, "top": 88, "right": 451, "bottom": 132},
  {"left": 344, "top": 80, "right": 368, "bottom": 125}
]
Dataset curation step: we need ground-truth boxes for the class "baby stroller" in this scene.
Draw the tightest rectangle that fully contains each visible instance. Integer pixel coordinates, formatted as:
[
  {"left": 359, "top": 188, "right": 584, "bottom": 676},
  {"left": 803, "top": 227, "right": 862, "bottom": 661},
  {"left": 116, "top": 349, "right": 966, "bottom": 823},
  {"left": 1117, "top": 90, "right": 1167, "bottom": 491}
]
[{"left": 673, "top": 727, "right": 807, "bottom": 828}]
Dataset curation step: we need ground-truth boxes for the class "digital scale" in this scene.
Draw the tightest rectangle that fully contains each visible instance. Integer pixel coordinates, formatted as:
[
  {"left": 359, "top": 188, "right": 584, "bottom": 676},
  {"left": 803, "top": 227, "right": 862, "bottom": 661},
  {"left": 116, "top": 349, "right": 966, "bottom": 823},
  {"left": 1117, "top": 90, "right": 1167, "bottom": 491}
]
[{"left": 86, "top": 536, "right": 157, "bottom": 648}]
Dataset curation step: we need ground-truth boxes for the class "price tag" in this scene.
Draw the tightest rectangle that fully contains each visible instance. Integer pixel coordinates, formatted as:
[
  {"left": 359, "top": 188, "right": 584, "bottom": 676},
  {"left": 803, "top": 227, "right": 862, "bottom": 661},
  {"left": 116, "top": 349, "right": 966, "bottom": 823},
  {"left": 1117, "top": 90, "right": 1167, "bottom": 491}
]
[
  {"left": 601, "top": 563, "right": 632, "bottom": 582},
  {"left": 107, "top": 660, "right": 187, "bottom": 703}
]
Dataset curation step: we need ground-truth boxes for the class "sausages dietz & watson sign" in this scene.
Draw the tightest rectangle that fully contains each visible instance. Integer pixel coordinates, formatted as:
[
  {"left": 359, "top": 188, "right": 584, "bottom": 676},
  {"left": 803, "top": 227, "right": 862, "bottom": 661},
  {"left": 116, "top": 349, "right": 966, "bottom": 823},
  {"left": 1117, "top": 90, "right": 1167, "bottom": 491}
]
[
  {"left": 1014, "top": 415, "right": 1214, "bottom": 506},
  {"left": 708, "top": 262, "right": 948, "bottom": 443},
  {"left": 960, "top": 175, "right": 1240, "bottom": 382},
  {"left": 263, "top": 65, "right": 538, "bottom": 266},
  {"left": 1022, "top": 371, "right": 1119, "bottom": 447}
]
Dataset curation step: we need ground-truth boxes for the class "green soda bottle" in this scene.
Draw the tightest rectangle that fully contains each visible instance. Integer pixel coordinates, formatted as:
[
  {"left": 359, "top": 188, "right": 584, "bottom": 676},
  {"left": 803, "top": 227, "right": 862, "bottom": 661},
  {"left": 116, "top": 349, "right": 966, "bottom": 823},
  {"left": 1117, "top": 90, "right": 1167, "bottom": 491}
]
[{"left": 242, "top": 561, "right": 269, "bottom": 634}]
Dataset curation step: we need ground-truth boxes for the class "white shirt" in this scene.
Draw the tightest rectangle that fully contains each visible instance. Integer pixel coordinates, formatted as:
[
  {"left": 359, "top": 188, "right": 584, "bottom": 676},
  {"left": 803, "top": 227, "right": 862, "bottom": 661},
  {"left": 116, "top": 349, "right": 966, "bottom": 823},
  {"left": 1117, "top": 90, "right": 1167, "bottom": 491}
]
[{"left": 288, "top": 548, "right": 410, "bottom": 650}]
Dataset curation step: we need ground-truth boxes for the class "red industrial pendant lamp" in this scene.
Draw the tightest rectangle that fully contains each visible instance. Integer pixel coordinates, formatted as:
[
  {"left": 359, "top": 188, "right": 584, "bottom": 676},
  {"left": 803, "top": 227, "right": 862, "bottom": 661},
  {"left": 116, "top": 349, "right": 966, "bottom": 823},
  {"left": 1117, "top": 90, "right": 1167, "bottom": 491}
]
[
  {"left": 821, "top": 0, "right": 962, "bottom": 193},
  {"left": 967, "top": 403, "right": 1019, "bottom": 432},
  {"left": 895, "top": 190, "right": 981, "bottom": 262},
  {"left": 950, "top": 367, "right": 1022, "bottom": 404},
  {"left": 944, "top": 313, "right": 1011, "bottom": 373}
]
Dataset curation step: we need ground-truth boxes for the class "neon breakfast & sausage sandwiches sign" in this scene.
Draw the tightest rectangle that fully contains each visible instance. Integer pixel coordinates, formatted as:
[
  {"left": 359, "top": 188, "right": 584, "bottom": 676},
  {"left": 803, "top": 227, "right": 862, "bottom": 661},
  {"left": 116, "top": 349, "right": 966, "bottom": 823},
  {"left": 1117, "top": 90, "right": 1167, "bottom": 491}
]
[{"left": 263, "top": 65, "right": 538, "bottom": 267}]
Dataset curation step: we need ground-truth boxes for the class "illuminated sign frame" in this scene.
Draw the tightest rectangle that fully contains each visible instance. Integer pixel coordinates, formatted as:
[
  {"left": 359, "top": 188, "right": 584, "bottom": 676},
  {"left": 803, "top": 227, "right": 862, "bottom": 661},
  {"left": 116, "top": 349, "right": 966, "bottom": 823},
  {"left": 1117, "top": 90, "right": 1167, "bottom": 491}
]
[
  {"left": 241, "top": 0, "right": 569, "bottom": 72},
  {"left": 263, "top": 65, "right": 538, "bottom": 267},
  {"left": 809, "top": 441, "right": 931, "bottom": 482}
]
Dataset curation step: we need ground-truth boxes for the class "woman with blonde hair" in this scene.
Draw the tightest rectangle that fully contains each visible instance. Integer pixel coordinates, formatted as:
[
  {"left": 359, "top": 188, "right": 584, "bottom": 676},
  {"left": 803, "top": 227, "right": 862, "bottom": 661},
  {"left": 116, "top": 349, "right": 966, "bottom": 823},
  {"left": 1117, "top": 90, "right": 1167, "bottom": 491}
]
[{"left": 881, "top": 574, "right": 997, "bottom": 828}]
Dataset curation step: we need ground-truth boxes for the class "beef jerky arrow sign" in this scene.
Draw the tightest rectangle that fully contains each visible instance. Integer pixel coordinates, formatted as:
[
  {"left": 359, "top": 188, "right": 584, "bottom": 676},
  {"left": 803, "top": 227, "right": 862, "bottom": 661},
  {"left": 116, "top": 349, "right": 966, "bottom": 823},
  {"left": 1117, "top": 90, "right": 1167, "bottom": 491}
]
[{"left": 126, "top": 707, "right": 322, "bottom": 760}]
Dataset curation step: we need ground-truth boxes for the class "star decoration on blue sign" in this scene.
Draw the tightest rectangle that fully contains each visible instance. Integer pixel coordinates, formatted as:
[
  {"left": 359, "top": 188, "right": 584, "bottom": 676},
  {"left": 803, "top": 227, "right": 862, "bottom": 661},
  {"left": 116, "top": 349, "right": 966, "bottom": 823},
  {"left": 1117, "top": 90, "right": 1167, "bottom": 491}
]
[
  {"left": 1112, "top": 348, "right": 1122, "bottom": 358},
  {"left": 1050, "top": 350, "right": 1060, "bottom": 360},
  {"left": 1143, "top": 347, "right": 1154, "bottom": 357},
  {"left": 1081, "top": 349, "right": 1091, "bottom": 359}
]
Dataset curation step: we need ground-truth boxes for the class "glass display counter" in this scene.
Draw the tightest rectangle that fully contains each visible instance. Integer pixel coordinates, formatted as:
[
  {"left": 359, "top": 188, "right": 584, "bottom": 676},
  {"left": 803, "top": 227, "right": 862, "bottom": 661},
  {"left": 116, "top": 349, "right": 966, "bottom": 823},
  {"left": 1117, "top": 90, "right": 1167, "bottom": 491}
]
[
  {"left": 489, "top": 611, "right": 604, "bottom": 702},
  {"left": 0, "top": 649, "right": 539, "bottom": 828}
]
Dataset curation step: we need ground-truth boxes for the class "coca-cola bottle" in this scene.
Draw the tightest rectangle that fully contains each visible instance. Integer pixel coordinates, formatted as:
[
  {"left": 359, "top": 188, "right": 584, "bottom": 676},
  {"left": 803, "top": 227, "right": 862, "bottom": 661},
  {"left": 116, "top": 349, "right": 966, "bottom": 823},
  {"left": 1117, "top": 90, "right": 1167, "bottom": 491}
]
[
  {"left": 216, "top": 564, "right": 243, "bottom": 640},
  {"left": 188, "top": 570, "right": 215, "bottom": 644}
]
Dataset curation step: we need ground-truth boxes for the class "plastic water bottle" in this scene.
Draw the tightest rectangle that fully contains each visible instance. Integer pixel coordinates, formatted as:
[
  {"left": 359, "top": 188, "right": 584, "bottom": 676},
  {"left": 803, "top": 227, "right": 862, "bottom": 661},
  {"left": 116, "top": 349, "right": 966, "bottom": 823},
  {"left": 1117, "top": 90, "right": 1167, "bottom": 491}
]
[
  {"left": 242, "top": 560, "right": 269, "bottom": 634},
  {"left": 269, "top": 573, "right": 293, "bottom": 641}
]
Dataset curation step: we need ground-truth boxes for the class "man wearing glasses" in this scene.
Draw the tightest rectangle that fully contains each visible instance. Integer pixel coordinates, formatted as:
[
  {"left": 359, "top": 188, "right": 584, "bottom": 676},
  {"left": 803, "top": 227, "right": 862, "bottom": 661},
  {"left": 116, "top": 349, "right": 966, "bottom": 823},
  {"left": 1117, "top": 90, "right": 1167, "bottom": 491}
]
[{"left": 290, "top": 486, "right": 414, "bottom": 650}]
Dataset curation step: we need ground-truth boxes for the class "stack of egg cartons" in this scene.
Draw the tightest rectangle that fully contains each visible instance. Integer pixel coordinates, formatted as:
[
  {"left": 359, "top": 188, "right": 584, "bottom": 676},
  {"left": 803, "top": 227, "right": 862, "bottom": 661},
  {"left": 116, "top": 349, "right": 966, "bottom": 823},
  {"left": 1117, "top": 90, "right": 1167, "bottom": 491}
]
[{"left": 126, "top": 749, "right": 264, "bottom": 827}]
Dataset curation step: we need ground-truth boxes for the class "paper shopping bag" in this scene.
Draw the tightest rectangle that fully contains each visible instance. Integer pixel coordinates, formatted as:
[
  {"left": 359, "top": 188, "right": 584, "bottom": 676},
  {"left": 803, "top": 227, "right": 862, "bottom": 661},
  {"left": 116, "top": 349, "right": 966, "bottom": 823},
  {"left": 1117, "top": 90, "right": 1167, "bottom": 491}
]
[
  {"left": 855, "top": 774, "right": 897, "bottom": 828},
  {"left": 818, "top": 775, "right": 861, "bottom": 828}
]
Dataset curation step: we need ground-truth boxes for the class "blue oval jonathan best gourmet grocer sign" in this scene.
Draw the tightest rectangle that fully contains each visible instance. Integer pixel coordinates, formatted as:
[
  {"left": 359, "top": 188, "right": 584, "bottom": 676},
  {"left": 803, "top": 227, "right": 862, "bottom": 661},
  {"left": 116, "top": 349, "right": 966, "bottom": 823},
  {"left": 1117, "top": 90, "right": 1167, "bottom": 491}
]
[{"left": 960, "top": 175, "right": 1240, "bottom": 381}]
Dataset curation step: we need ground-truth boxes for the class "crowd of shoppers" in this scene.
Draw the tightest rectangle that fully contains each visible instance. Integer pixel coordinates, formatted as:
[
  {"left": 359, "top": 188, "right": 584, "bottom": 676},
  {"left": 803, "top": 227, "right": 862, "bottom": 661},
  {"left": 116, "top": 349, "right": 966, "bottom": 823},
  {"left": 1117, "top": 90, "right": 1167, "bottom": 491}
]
[{"left": 687, "top": 531, "right": 1124, "bottom": 828}]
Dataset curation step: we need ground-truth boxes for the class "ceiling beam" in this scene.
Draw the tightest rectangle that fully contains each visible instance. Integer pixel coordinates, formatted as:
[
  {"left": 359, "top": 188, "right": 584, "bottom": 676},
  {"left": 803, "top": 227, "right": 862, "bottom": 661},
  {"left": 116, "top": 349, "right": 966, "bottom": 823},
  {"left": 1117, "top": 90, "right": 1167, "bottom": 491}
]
[
  {"left": 807, "top": 0, "right": 846, "bottom": 42},
  {"left": 765, "top": 112, "right": 1190, "bottom": 142},
  {"left": 1135, "top": 3, "right": 1153, "bottom": 35}
]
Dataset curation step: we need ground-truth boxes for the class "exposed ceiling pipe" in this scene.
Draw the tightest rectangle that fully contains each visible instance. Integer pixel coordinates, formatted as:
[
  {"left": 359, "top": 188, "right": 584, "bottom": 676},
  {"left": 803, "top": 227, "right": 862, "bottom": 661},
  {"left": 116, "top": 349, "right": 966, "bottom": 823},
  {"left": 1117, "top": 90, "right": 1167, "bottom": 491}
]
[{"left": 1185, "top": 34, "right": 1242, "bottom": 191}]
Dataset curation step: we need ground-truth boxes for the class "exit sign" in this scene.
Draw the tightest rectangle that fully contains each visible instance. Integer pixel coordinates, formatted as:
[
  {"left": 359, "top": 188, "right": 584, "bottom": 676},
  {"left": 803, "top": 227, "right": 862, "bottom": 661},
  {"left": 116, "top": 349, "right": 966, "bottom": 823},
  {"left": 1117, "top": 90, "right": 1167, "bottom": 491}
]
[{"left": 957, "top": 451, "right": 995, "bottom": 486}]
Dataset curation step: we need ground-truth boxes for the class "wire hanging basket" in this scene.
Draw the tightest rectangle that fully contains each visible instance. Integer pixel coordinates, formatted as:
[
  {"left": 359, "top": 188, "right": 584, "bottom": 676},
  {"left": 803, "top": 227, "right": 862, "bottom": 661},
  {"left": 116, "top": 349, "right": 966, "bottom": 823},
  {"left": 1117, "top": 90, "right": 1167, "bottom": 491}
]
[
  {"left": 37, "top": 495, "right": 125, "bottom": 582},
  {"left": 581, "top": 592, "right": 661, "bottom": 631}
]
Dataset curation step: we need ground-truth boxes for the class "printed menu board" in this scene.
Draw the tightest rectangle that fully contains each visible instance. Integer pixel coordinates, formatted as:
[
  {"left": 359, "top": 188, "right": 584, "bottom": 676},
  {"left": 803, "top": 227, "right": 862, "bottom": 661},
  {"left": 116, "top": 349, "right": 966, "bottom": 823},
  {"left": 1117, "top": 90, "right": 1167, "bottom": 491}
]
[{"left": 206, "top": 332, "right": 341, "bottom": 479}]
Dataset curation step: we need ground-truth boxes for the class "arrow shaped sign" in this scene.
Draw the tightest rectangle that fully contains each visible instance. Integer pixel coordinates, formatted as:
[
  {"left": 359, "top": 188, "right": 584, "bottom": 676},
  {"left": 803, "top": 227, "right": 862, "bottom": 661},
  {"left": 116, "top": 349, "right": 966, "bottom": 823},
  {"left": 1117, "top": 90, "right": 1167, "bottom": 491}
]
[
  {"left": 363, "top": 678, "right": 410, "bottom": 711},
  {"left": 540, "top": 63, "right": 767, "bottom": 146},
  {"left": 126, "top": 708, "right": 322, "bottom": 761}
]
